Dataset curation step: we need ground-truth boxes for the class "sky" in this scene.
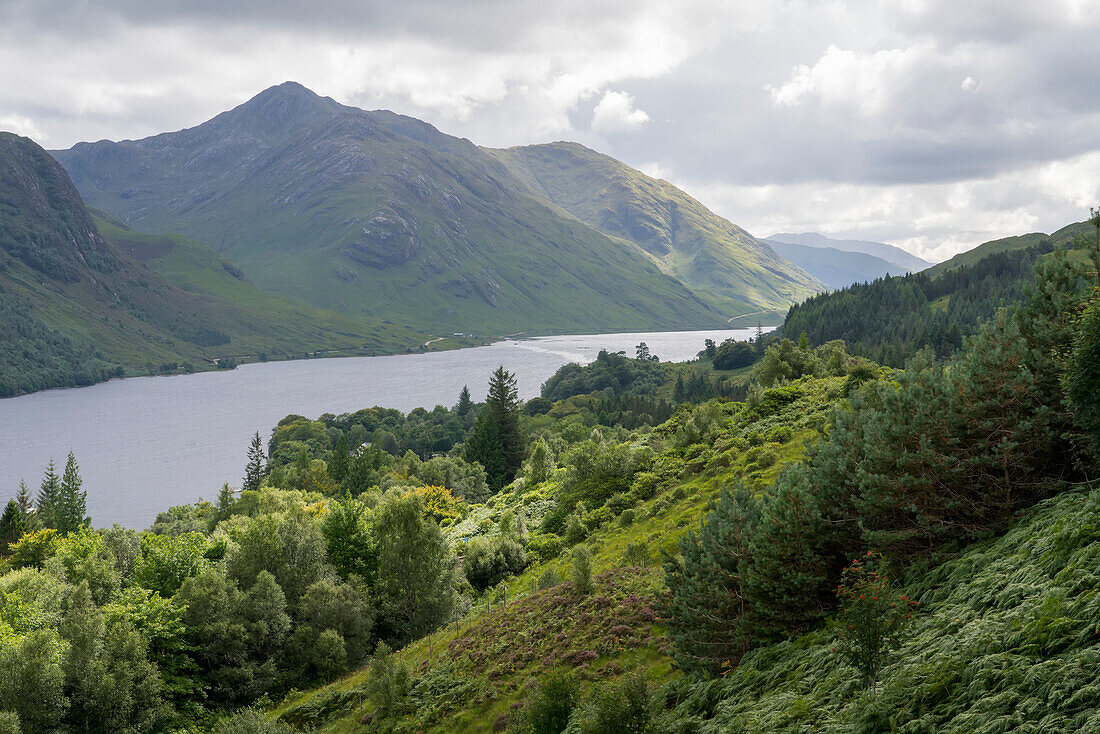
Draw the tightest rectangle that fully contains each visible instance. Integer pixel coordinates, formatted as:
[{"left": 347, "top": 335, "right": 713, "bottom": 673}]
[{"left": 2, "top": 0, "right": 1098, "bottom": 262}]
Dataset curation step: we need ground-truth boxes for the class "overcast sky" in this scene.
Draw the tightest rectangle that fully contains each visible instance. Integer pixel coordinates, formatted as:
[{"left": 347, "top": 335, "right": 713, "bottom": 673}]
[{"left": 2, "top": 0, "right": 1098, "bottom": 261}]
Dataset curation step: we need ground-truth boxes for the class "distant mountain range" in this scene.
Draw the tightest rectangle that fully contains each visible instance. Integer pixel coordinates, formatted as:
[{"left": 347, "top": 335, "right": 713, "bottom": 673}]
[
  {"left": 767, "top": 231, "right": 931, "bottom": 282},
  {"left": 0, "top": 132, "right": 421, "bottom": 396},
  {"left": 53, "top": 82, "right": 823, "bottom": 334}
]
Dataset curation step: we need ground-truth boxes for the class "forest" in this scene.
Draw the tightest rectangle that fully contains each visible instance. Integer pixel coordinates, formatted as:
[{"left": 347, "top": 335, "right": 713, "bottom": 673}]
[{"left": 1, "top": 232, "right": 1099, "bottom": 733}]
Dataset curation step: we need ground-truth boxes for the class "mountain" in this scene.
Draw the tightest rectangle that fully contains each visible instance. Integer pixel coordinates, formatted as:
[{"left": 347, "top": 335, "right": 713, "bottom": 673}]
[
  {"left": 0, "top": 132, "right": 419, "bottom": 396},
  {"left": 485, "top": 142, "right": 823, "bottom": 323},
  {"left": 767, "top": 231, "right": 931, "bottom": 272},
  {"left": 54, "top": 83, "right": 816, "bottom": 334},
  {"left": 764, "top": 240, "right": 903, "bottom": 289},
  {"left": 928, "top": 221, "right": 1091, "bottom": 275}
]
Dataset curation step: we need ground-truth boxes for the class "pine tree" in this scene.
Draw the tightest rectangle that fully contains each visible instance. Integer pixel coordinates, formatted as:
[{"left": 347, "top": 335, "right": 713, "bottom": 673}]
[
  {"left": 54, "top": 451, "right": 88, "bottom": 533},
  {"left": 329, "top": 434, "right": 350, "bottom": 483},
  {"left": 486, "top": 366, "right": 524, "bottom": 485},
  {"left": 243, "top": 431, "right": 267, "bottom": 493},
  {"left": 662, "top": 485, "right": 759, "bottom": 675},
  {"left": 455, "top": 385, "right": 474, "bottom": 416},
  {"left": 36, "top": 459, "right": 61, "bottom": 529},
  {"left": 216, "top": 483, "right": 236, "bottom": 519}
]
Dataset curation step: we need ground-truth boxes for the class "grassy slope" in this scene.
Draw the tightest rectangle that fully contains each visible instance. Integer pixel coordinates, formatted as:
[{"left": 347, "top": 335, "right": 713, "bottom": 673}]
[
  {"left": 274, "top": 376, "right": 842, "bottom": 732},
  {"left": 486, "top": 142, "right": 823, "bottom": 324},
  {"left": 930, "top": 220, "right": 1094, "bottom": 276},
  {"left": 54, "top": 85, "right": 726, "bottom": 336},
  {"left": 92, "top": 215, "right": 429, "bottom": 361}
]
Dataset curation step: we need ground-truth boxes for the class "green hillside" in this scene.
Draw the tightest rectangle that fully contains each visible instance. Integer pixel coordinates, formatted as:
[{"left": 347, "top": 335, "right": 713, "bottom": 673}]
[
  {"left": 929, "top": 220, "right": 1092, "bottom": 275},
  {"left": 54, "top": 83, "right": 736, "bottom": 335},
  {"left": 487, "top": 142, "right": 823, "bottom": 323},
  {"left": 0, "top": 132, "right": 422, "bottom": 396}
]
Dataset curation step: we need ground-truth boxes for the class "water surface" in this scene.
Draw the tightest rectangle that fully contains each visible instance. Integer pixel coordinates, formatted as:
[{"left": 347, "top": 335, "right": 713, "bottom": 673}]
[{"left": 0, "top": 328, "right": 762, "bottom": 527}]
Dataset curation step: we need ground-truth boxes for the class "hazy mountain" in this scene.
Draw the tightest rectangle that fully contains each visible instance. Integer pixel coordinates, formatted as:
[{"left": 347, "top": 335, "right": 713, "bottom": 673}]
[
  {"left": 0, "top": 132, "right": 419, "bottom": 395},
  {"left": 53, "top": 82, "right": 737, "bottom": 335},
  {"left": 767, "top": 232, "right": 931, "bottom": 272},
  {"left": 485, "top": 142, "right": 823, "bottom": 323},
  {"left": 764, "top": 240, "right": 903, "bottom": 289}
]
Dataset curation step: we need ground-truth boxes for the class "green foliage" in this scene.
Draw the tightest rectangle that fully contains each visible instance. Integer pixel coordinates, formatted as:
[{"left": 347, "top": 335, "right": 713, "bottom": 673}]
[
  {"left": 320, "top": 494, "right": 377, "bottom": 583},
  {"left": 463, "top": 535, "right": 528, "bottom": 591},
  {"left": 509, "top": 668, "right": 579, "bottom": 734},
  {"left": 570, "top": 547, "right": 593, "bottom": 596},
  {"left": 712, "top": 339, "right": 756, "bottom": 370},
  {"left": 833, "top": 553, "right": 917, "bottom": 692},
  {"left": 213, "top": 709, "right": 304, "bottom": 734},
  {"left": 0, "top": 712, "right": 19, "bottom": 734},
  {"left": 373, "top": 492, "right": 456, "bottom": 644},
  {"left": 364, "top": 641, "right": 412, "bottom": 722},
  {"left": 8, "top": 529, "right": 59, "bottom": 570},
  {"left": 1067, "top": 293, "right": 1100, "bottom": 457},
  {"left": 0, "top": 628, "right": 66, "bottom": 733},
  {"left": 568, "top": 673, "right": 660, "bottom": 734},
  {"left": 244, "top": 431, "right": 268, "bottom": 493},
  {"left": 132, "top": 531, "right": 208, "bottom": 597}
]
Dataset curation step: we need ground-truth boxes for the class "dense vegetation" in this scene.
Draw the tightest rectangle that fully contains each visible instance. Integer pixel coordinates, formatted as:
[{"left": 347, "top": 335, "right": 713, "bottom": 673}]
[{"left": 2, "top": 225, "right": 1098, "bottom": 733}]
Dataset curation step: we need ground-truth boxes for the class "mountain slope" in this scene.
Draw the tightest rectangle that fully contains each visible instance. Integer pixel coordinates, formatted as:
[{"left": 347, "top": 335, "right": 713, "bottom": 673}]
[
  {"left": 928, "top": 221, "right": 1092, "bottom": 275},
  {"left": 486, "top": 141, "right": 823, "bottom": 323},
  {"left": 0, "top": 132, "right": 420, "bottom": 396},
  {"left": 54, "top": 83, "right": 733, "bottom": 335},
  {"left": 765, "top": 240, "right": 903, "bottom": 289},
  {"left": 768, "top": 231, "right": 931, "bottom": 272}
]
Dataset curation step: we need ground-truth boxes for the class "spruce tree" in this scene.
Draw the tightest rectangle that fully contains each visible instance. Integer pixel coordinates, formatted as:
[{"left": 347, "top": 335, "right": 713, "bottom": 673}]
[
  {"left": 485, "top": 366, "right": 523, "bottom": 484},
  {"left": 465, "top": 408, "right": 506, "bottom": 492},
  {"left": 243, "top": 431, "right": 267, "bottom": 493},
  {"left": 36, "top": 459, "right": 61, "bottom": 529},
  {"left": 55, "top": 451, "right": 88, "bottom": 533},
  {"left": 455, "top": 385, "right": 474, "bottom": 416},
  {"left": 0, "top": 499, "right": 26, "bottom": 551}
]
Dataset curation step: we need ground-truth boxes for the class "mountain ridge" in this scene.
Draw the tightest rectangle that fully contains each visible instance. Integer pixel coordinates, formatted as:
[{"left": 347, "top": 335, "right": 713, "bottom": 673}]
[
  {"left": 54, "top": 83, "right": 819, "bottom": 332},
  {"left": 767, "top": 231, "right": 931, "bottom": 272}
]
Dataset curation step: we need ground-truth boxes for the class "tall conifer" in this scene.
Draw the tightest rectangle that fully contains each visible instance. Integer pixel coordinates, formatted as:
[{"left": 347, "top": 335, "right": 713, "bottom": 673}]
[
  {"left": 243, "top": 431, "right": 267, "bottom": 493},
  {"left": 55, "top": 451, "right": 88, "bottom": 533},
  {"left": 36, "top": 459, "right": 61, "bottom": 529}
]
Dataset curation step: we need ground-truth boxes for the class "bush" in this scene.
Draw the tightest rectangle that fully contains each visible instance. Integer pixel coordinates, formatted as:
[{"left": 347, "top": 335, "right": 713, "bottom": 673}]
[
  {"left": 364, "top": 642, "right": 411, "bottom": 721},
  {"left": 569, "top": 673, "right": 656, "bottom": 734},
  {"left": 563, "top": 515, "right": 587, "bottom": 546},
  {"left": 0, "top": 712, "right": 20, "bottom": 734},
  {"left": 767, "top": 425, "right": 793, "bottom": 443},
  {"left": 508, "top": 668, "right": 578, "bottom": 734},
  {"left": 623, "top": 541, "right": 649, "bottom": 567},
  {"left": 526, "top": 534, "right": 563, "bottom": 563},
  {"left": 571, "top": 547, "right": 593, "bottom": 596},
  {"left": 212, "top": 709, "right": 301, "bottom": 734},
  {"left": 619, "top": 509, "right": 636, "bottom": 527},
  {"left": 538, "top": 567, "right": 562, "bottom": 590},
  {"left": 464, "top": 536, "right": 528, "bottom": 591}
]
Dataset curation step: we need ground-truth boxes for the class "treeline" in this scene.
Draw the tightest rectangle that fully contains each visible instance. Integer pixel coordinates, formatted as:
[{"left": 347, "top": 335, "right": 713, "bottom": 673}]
[
  {"left": 0, "top": 292, "right": 122, "bottom": 397},
  {"left": 780, "top": 241, "right": 1055, "bottom": 365},
  {"left": 663, "top": 243, "right": 1099, "bottom": 675}
]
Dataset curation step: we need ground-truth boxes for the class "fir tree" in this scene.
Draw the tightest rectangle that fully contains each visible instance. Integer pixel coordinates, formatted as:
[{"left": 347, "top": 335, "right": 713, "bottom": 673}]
[
  {"left": 216, "top": 483, "right": 236, "bottom": 519},
  {"left": 54, "top": 451, "right": 88, "bottom": 533},
  {"left": 0, "top": 499, "right": 26, "bottom": 551},
  {"left": 465, "top": 408, "right": 506, "bottom": 492},
  {"left": 455, "top": 385, "right": 474, "bottom": 416},
  {"left": 36, "top": 459, "right": 61, "bottom": 529},
  {"left": 243, "top": 431, "right": 267, "bottom": 493},
  {"left": 485, "top": 366, "right": 523, "bottom": 485}
]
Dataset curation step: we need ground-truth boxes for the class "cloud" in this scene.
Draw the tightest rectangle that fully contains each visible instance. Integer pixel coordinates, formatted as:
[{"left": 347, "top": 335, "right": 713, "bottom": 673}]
[
  {"left": 590, "top": 90, "right": 650, "bottom": 132},
  {"left": 0, "top": 113, "right": 45, "bottom": 142},
  {"left": 0, "top": 0, "right": 1097, "bottom": 264}
]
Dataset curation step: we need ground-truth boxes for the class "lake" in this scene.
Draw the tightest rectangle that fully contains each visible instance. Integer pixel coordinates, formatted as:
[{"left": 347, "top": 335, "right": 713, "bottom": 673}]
[{"left": 0, "top": 328, "right": 765, "bottom": 528}]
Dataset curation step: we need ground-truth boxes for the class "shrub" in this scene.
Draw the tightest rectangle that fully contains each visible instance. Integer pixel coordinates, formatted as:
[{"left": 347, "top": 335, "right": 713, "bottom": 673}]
[
  {"left": 563, "top": 515, "right": 587, "bottom": 546},
  {"left": 527, "top": 534, "right": 563, "bottom": 563},
  {"left": 619, "top": 509, "right": 636, "bottom": 527},
  {"left": 571, "top": 547, "right": 593, "bottom": 596},
  {"left": 569, "top": 673, "right": 656, "bottom": 734},
  {"left": 464, "top": 536, "right": 528, "bottom": 591},
  {"left": 767, "top": 425, "right": 793, "bottom": 443},
  {"left": 212, "top": 709, "right": 300, "bottom": 734},
  {"left": 538, "top": 567, "right": 562, "bottom": 590},
  {"left": 509, "top": 668, "right": 578, "bottom": 734},
  {"left": 622, "top": 541, "right": 649, "bottom": 567},
  {"left": 629, "top": 472, "right": 659, "bottom": 500},
  {"left": 834, "top": 553, "right": 917, "bottom": 693},
  {"left": 364, "top": 642, "right": 411, "bottom": 721},
  {"left": 746, "top": 431, "right": 765, "bottom": 447}
]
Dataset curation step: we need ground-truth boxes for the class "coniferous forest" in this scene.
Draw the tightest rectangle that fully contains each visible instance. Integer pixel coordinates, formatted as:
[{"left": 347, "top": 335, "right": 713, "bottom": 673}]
[{"left": 2, "top": 229, "right": 1099, "bottom": 733}]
